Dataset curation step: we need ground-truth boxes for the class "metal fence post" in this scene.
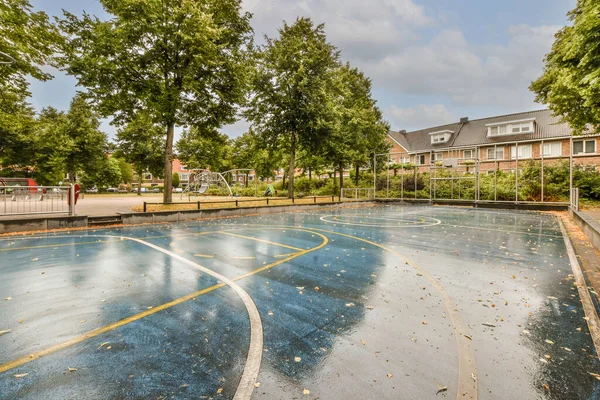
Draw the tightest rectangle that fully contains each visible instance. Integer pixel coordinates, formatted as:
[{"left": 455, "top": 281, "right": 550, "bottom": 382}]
[
  {"left": 143, "top": 202, "right": 147, "bottom": 213},
  {"left": 197, "top": 201, "right": 200, "bottom": 210},
  {"left": 69, "top": 184, "right": 75, "bottom": 216}
]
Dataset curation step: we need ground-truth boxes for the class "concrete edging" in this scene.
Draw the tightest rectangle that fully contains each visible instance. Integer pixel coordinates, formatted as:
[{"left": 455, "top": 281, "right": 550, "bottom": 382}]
[
  {"left": 0, "top": 215, "right": 88, "bottom": 234},
  {"left": 569, "top": 207, "right": 600, "bottom": 251}
]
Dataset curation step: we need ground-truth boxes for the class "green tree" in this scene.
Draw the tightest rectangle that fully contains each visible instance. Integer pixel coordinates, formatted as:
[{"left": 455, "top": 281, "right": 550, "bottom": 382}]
[
  {"left": 172, "top": 172, "right": 180, "bottom": 188},
  {"left": 32, "top": 107, "right": 69, "bottom": 185},
  {"left": 176, "top": 128, "right": 232, "bottom": 172},
  {"left": 245, "top": 18, "right": 340, "bottom": 198},
  {"left": 0, "top": 0, "right": 61, "bottom": 168},
  {"left": 62, "top": 94, "right": 107, "bottom": 183},
  {"left": 115, "top": 113, "right": 164, "bottom": 195},
  {"left": 231, "top": 129, "right": 279, "bottom": 185},
  {"left": 58, "top": 0, "right": 253, "bottom": 202},
  {"left": 80, "top": 156, "right": 122, "bottom": 189},
  {"left": 530, "top": 1, "right": 600, "bottom": 134},
  {"left": 117, "top": 158, "right": 133, "bottom": 184},
  {"left": 324, "top": 64, "right": 390, "bottom": 192}
]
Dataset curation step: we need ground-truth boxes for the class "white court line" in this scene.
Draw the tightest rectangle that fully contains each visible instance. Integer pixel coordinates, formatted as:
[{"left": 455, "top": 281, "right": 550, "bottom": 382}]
[
  {"left": 558, "top": 220, "right": 600, "bottom": 358},
  {"left": 319, "top": 214, "right": 442, "bottom": 228},
  {"left": 1, "top": 233, "right": 264, "bottom": 400}
]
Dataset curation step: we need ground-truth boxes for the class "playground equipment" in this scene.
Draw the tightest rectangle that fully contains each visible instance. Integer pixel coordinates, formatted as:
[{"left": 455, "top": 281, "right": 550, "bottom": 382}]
[
  {"left": 181, "top": 170, "right": 233, "bottom": 199},
  {"left": 263, "top": 184, "right": 275, "bottom": 197}
]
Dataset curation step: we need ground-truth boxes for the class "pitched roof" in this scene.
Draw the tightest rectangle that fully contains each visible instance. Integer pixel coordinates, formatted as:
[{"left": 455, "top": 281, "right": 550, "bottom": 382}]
[{"left": 389, "top": 109, "right": 572, "bottom": 152}]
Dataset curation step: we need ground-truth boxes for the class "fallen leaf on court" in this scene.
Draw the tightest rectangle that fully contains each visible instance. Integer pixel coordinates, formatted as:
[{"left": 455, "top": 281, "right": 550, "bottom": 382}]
[
  {"left": 267, "top": 311, "right": 273, "bottom": 316},
  {"left": 588, "top": 372, "right": 600, "bottom": 381},
  {"left": 217, "top": 388, "right": 223, "bottom": 394},
  {"left": 584, "top": 317, "right": 590, "bottom": 321},
  {"left": 254, "top": 382, "right": 261, "bottom": 388},
  {"left": 366, "top": 306, "right": 374, "bottom": 310},
  {"left": 543, "top": 384, "right": 550, "bottom": 391},
  {"left": 512, "top": 275, "right": 517, "bottom": 279},
  {"left": 577, "top": 327, "right": 582, "bottom": 332},
  {"left": 295, "top": 357, "right": 301, "bottom": 362},
  {"left": 5, "top": 297, "right": 11, "bottom": 301},
  {"left": 547, "top": 296, "right": 558, "bottom": 300},
  {"left": 545, "top": 339, "right": 554, "bottom": 345},
  {"left": 32, "top": 258, "right": 38, "bottom": 261},
  {"left": 482, "top": 323, "right": 496, "bottom": 327},
  {"left": 361, "top": 340, "right": 366, "bottom": 345},
  {"left": 436, "top": 384, "right": 448, "bottom": 394},
  {"left": 18, "top": 319, "right": 23, "bottom": 324},
  {"left": 303, "top": 388, "right": 310, "bottom": 395},
  {"left": 41, "top": 271, "right": 45, "bottom": 275},
  {"left": 563, "top": 347, "right": 571, "bottom": 352},
  {"left": 422, "top": 320, "right": 428, "bottom": 325},
  {"left": 296, "top": 287, "right": 304, "bottom": 290},
  {"left": 80, "top": 320, "right": 86, "bottom": 323},
  {"left": 0, "top": 330, "right": 11, "bottom": 336},
  {"left": 314, "top": 287, "right": 319, "bottom": 291},
  {"left": 523, "top": 330, "right": 530, "bottom": 335},
  {"left": 180, "top": 384, "right": 189, "bottom": 388},
  {"left": 544, "top": 355, "right": 551, "bottom": 360},
  {"left": 14, "top": 373, "right": 29, "bottom": 379},
  {"left": 387, "top": 373, "right": 393, "bottom": 378},
  {"left": 471, "top": 372, "right": 477, "bottom": 382},
  {"left": 345, "top": 303, "right": 355, "bottom": 307},
  {"left": 67, "top": 367, "right": 77, "bottom": 372},
  {"left": 464, "top": 335, "right": 472, "bottom": 340},
  {"left": 98, "top": 342, "right": 109, "bottom": 349}
]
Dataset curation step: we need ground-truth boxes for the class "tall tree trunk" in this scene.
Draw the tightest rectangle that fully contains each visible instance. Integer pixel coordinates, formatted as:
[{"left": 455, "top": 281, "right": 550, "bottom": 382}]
[
  {"left": 163, "top": 122, "right": 175, "bottom": 203},
  {"left": 137, "top": 168, "right": 143, "bottom": 196},
  {"left": 287, "top": 133, "right": 296, "bottom": 199},
  {"left": 333, "top": 169, "right": 337, "bottom": 196},
  {"left": 354, "top": 164, "right": 359, "bottom": 185},
  {"left": 339, "top": 163, "right": 344, "bottom": 197},
  {"left": 245, "top": 172, "right": 249, "bottom": 188},
  {"left": 308, "top": 167, "right": 312, "bottom": 181},
  {"left": 282, "top": 171, "right": 286, "bottom": 190}
]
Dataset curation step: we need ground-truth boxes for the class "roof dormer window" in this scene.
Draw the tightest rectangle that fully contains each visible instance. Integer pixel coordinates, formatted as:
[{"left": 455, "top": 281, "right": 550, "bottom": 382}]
[
  {"left": 429, "top": 130, "right": 453, "bottom": 144},
  {"left": 486, "top": 118, "right": 535, "bottom": 137}
]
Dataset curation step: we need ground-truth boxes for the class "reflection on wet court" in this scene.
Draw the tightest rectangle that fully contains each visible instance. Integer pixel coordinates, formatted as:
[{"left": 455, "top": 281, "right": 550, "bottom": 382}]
[{"left": 0, "top": 205, "right": 599, "bottom": 400}]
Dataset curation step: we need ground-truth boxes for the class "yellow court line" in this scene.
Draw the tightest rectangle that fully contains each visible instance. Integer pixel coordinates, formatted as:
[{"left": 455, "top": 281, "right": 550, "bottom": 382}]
[
  {"left": 193, "top": 254, "right": 216, "bottom": 258},
  {"left": 0, "top": 228, "right": 328, "bottom": 375},
  {"left": 216, "top": 232, "right": 304, "bottom": 251}
]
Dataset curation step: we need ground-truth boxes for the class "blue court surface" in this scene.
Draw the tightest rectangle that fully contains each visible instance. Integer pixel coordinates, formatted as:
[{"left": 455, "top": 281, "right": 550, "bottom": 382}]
[{"left": 0, "top": 205, "right": 598, "bottom": 400}]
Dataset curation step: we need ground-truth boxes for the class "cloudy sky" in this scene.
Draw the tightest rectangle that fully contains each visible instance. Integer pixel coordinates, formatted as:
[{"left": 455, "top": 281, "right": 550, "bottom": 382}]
[{"left": 29, "top": 0, "right": 574, "bottom": 137}]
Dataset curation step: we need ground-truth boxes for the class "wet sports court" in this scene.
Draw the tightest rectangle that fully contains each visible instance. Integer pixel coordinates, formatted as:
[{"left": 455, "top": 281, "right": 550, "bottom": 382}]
[{"left": 0, "top": 205, "right": 598, "bottom": 400}]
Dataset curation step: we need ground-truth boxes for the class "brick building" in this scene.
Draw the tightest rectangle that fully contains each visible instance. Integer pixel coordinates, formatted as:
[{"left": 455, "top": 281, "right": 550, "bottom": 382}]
[{"left": 386, "top": 109, "right": 599, "bottom": 172}]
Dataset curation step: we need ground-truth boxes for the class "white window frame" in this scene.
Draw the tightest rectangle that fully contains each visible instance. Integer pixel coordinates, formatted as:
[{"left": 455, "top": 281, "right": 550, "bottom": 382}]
[
  {"left": 573, "top": 139, "right": 596, "bottom": 155},
  {"left": 432, "top": 152, "right": 443, "bottom": 162},
  {"left": 143, "top": 172, "right": 153, "bottom": 181},
  {"left": 179, "top": 172, "right": 190, "bottom": 182},
  {"left": 415, "top": 154, "right": 426, "bottom": 165},
  {"left": 463, "top": 149, "right": 474, "bottom": 159},
  {"left": 486, "top": 118, "right": 535, "bottom": 137},
  {"left": 510, "top": 144, "right": 532, "bottom": 160},
  {"left": 486, "top": 148, "right": 505, "bottom": 160},
  {"left": 401, "top": 156, "right": 410, "bottom": 164},
  {"left": 429, "top": 130, "right": 453, "bottom": 144},
  {"left": 542, "top": 142, "right": 562, "bottom": 157}
]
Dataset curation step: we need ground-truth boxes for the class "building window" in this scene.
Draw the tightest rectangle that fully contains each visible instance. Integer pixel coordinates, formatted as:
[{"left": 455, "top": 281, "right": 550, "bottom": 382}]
[
  {"left": 401, "top": 156, "right": 410, "bottom": 164},
  {"left": 179, "top": 173, "right": 190, "bottom": 182},
  {"left": 487, "top": 118, "right": 535, "bottom": 137},
  {"left": 510, "top": 144, "right": 532, "bottom": 160},
  {"left": 543, "top": 142, "right": 562, "bottom": 157},
  {"left": 432, "top": 152, "right": 443, "bottom": 162},
  {"left": 463, "top": 149, "right": 474, "bottom": 159},
  {"left": 143, "top": 173, "right": 153, "bottom": 181},
  {"left": 180, "top": 165, "right": 188, "bottom": 171},
  {"left": 487, "top": 148, "right": 505, "bottom": 160},
  {"left": 429, "top": 130, "right": 453, "bottom": 144},
  {"left": 573, "top": 140, "right": 596, "bottom": 155},
  {"left": 416, "top": 154, "right": 426, "bottom": 165}
]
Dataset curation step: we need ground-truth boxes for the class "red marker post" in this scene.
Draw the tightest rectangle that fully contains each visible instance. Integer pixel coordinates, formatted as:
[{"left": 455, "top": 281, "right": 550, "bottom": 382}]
[{"left": 68, "top": 184, "right": 80, "bottom": 215}]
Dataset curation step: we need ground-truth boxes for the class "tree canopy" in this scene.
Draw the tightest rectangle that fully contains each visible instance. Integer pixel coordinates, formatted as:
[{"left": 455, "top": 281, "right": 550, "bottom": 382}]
[
  {"left": 245, "top": 17, "right": 340, "bottom": 198},
  {"left": 531, "top": 0, "right": 600, "bottom": 134},
  {"left": 115, "top": 112, "right": 164, "bottom": 195},
  {"left": 58, "top": 0, "right": 253, "bottom": 201}
]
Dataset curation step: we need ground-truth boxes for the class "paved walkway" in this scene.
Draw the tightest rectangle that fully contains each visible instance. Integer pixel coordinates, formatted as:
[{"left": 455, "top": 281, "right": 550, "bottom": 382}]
[{"left": 75, "top": 194, "right": 163, "bottom": 216}]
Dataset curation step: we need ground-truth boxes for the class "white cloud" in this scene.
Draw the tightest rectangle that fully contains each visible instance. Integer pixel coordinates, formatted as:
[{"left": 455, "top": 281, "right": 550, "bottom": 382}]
[
  {"left": 365, "top": 25, "right": 560, "bottom": 109},
  {"left": 386, "top": 104, "right": 456, "bottom": 131},
  {"left": 243, "top": 0, "right": 431, "bottom": 61}
]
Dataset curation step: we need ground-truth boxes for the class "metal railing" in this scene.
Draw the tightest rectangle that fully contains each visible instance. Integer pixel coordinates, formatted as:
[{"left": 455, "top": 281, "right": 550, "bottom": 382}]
[
  {"left": 0, "top": 186, "right": 74, "bottom": 216},
  {"left": 570, "top": 188, "right": 580, "bottom": 211},
  {"left": 341, "top": 188, "right": 375, "bottom": 201}
]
